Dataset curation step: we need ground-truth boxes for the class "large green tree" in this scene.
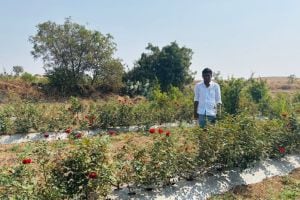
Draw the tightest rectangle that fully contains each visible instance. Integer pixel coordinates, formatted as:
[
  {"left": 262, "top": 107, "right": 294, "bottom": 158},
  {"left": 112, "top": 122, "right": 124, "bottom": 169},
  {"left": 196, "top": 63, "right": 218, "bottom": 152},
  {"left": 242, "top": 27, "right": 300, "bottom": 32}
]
[
  {"left": 125, "top": 42, "right": 195, "bottom": 91},
  {"left": 30, "top": 18, "right": 123, "bottom": 94}
]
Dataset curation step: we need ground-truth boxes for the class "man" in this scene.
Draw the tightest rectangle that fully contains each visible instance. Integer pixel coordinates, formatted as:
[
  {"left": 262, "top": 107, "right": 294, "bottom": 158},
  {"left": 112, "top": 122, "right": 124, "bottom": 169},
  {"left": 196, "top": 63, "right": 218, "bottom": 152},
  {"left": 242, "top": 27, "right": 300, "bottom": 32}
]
[{"left": 194, "top": 68, "right": 222, "bottom": 128}]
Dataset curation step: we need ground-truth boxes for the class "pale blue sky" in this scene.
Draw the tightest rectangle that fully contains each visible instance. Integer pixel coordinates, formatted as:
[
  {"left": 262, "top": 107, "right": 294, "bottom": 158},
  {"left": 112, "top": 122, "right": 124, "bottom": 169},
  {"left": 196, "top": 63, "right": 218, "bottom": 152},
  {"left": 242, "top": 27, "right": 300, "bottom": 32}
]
[{"left": 0, "top": 0, "right": 299, "bottom": 79}]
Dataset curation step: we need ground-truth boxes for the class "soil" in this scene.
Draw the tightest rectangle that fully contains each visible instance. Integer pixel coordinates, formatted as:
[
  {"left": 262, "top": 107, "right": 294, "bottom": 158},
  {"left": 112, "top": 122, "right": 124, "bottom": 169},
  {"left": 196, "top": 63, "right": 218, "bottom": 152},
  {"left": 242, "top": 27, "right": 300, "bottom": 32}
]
[{"left": 211, "top": 168, "right": 300, "bottom": 200}]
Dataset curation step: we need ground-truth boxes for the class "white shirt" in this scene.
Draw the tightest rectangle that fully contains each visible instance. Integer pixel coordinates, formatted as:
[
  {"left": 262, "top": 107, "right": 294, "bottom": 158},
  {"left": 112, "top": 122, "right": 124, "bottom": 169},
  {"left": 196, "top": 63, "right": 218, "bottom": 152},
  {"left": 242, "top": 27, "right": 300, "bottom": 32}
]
[{"left": 194, "top": 81, "right": 222, "bottom": 116}]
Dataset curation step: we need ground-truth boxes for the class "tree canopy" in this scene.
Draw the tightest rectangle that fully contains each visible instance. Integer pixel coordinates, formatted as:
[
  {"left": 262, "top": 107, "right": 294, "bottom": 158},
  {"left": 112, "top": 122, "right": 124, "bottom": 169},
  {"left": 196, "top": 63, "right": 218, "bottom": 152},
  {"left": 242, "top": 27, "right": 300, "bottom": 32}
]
[
  {"left": 12, "top": 66, "right": 24, "bottom": 76},
  {"left": 30, "top": 18, "right": 123, "bottom": 95},
  {"left": 125, "top": 42, "right": 195, "bottom": 92}
]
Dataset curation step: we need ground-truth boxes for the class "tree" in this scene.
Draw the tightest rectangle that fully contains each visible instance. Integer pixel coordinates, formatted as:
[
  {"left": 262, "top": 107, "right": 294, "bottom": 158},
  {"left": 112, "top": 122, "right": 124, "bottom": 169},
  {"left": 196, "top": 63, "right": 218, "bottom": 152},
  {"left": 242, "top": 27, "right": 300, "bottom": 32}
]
[
  {"left": 93, "top": 59, "right": 124, "bottom": 92},
  {"left": 29, "top": 18, "right": 123, "bottom": 95},
  {"left": 288, "top": 74, "right": 296, "bottom": 84},
  {"left": 12, "top": 66, "right": 24, "bottom": 76},
  {"left": 125, "top": 42, "right": 195, "bottom": 92}
]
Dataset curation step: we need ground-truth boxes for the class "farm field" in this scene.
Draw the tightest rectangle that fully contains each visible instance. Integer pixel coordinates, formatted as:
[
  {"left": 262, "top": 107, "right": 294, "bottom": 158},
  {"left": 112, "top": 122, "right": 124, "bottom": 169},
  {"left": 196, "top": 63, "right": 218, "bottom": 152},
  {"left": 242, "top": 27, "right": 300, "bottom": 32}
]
[
  {"left": 0, "top": 76, "right": 299, "bottom": 199},
  {"left": 1, "top": 2, "right": 300, "bottom": 199}
]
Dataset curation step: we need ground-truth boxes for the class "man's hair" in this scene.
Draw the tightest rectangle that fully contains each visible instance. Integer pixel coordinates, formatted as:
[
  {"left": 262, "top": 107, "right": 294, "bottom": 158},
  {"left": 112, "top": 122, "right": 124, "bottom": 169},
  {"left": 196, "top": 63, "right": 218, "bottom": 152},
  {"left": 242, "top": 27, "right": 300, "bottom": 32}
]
[{"left": 202, "top": 68, "right": 213, "bottom": 75}]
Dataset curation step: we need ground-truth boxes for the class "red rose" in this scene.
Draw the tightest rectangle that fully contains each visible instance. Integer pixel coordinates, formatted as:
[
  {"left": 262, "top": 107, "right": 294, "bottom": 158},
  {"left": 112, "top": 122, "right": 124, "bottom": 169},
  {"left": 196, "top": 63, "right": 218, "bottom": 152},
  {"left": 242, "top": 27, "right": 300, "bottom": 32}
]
[
  {"left": 149, "top": 128, "right": 156, "bottom": 134},
  {"left": 158, "top": 128, "right": 164, "bottom": 134},
  {"left": 22, "top": 158, "right": 32, "bottom": 164},
  {"left": 75, "top": 133, "right": 82, "bottom": 139},
  {"left": 44, "top": 133, "right": 49, "bottom": 138},
  {"left": 108, "top": 130, "right": 116, "bottom": 136},
  {"left": 88, "top": 172, "right": 97, "bottom": 179},
  {"left": 278, "top": 146, "right": 286, "bottom": 154},
  {"left": 65, "top": 128, "right": 72, "bottom": 134},
  {"left": 166, "top": 131, "right": 171, "bottom": 137}
]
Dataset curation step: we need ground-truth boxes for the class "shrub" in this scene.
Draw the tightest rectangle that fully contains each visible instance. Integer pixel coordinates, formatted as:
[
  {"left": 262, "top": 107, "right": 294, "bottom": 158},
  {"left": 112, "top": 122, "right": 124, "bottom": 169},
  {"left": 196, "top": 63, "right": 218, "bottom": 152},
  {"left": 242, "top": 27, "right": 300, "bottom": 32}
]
[
  {"left": 268, "top": 93, "right": 293, "bottom": 119},
  {"left": 0, "top": 110, "right": 14, "bottom": 135},
  {"left": 20, "top": 72, "right": 37, "bottom": 83},
  {"left": 246, "top": 78, "right": 269, "bottom": 103},
  {"left": 133, "top": 131, "right": 177, "bottom": 188},
  {"left": 51, "top": 137, "right": 112, "bottom": 199},
  {"left": 14, "top": 102, "right": 41, "bottom": 133},
  {"left": 219, "top": 78, "right": 246, "bottom": 115}
]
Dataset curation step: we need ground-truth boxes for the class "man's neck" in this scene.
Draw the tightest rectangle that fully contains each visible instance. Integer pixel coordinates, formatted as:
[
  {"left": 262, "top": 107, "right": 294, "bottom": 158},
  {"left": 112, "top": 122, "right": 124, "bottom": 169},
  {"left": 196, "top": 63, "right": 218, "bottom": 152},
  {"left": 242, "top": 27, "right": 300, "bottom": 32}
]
[{"left": 204, "top": 81, "right": 210, "bottom": 87}]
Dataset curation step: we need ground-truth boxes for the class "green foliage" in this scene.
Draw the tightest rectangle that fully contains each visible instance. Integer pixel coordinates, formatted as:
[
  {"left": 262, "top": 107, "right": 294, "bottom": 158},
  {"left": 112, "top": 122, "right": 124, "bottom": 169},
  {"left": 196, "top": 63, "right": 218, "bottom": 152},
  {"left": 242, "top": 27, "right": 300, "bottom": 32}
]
[
  {"left": 93, "top": 59, "right": 124, "bottom": 93},
  {"left": 20, "top": 72, "right": 37, "bottom": 83},
  {"left": 0, "top": 142, "right": 62, "bottom": 200},
  {"left": 293, "top": 92, "right": 300, "bottom": 103},
  {"left": 1, "top": 109, "right": 299, "bottom": 198},
  {"left": 68, "top": 96, "right": 83, "bottom": 115},
  {"left": 92, "top": 87, "right": 193, "bottom": 129},
  {"left": 216, "top": 114, "right": 264, "bottom": 169},
  {"left": 247, "top": 78, "right": 269, "bottom": 103},
  {"left": 131, "top": 103, "right": 155, "bottom": 128},
  {"left": 30, "top": 17, "right": 123, "bottom": 95},
  {"left": 123, "top": 80, "right": 151, "bottom": 97},
  {"left": 175, "top": 129, "right": 199, "bottom": 179},
  {"left": 0, "top": 110, "right": 14, "bottom": 134},
  {"left": 194, "top": 113, "right": 299, "bottom": 170},
  {"left": 149, "top": 86, "right": 193, "bottom": 124},
  {"left": 149, "top": 86, "right": 176, "bottom": 123},
  {"left": 32, "top": 103, "right": 72, "bottom": 132},
  {"left": 12, "top": 66, "right": 24, "bottom": 76},
  {"left": 268, "top": 93, "right": 293, "bottom": 118},
  {"left": 133, "top": 131, "right": 177, "bottom": 187},
  {"left": 111, "top": 141, "right": 136, "bottom": 190},
  {"left": 280, "top": 180, "right": 300, "bottom": 200},
  {"left": 219, "top": 78, "right": 246, "bottom": 115},
  {"left": 96, "top": 102, "right": 119, "bottom": 129},
  {"left": 14, "top": 103, "right": 41, "bottom": 133},
  {"left": 51, "top": 137, "right": 112, "bottom": 199},
  {"left": 125, "top": 42, "right": 195, "bottom": 92},
  {"left": 218, "top": 77, "right": 291, "bottom": 118},
  {"left": 0, "top": 165, "right": 39, "bottom": 199}
]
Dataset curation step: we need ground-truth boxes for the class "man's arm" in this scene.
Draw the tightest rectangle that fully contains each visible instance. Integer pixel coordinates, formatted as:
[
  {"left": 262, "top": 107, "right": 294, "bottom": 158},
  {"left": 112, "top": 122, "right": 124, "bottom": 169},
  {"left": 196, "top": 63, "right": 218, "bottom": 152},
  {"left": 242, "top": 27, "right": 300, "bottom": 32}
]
[{"left": 194, "top": 101, "right": 199, "bottom": 119}]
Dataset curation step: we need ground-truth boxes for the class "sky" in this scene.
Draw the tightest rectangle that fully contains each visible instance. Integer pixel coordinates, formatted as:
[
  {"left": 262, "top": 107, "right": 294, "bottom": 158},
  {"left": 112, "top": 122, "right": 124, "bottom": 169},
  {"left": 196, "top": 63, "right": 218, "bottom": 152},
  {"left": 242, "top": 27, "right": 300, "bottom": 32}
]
[{"left": 0, "top": 0, "right": 300, "bottom": 80}]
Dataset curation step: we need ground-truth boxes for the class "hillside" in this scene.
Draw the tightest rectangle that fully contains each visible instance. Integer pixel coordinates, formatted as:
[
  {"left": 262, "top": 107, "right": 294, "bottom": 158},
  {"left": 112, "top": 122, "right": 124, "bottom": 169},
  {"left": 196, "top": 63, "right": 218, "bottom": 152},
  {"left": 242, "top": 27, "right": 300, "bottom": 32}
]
[
  {"left": 0, "top": 76, "right": 299, "bottom": 103},
  {"left": 0, "top": 79, "right": 44, "bottom": 103}
]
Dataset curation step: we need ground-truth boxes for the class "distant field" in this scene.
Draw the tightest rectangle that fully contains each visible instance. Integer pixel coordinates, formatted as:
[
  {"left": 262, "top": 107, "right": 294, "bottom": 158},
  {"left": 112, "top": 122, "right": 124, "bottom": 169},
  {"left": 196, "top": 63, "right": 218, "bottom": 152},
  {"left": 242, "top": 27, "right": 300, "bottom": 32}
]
[{"left": 260, "top": 76, "right": 300, "bottom": 94}]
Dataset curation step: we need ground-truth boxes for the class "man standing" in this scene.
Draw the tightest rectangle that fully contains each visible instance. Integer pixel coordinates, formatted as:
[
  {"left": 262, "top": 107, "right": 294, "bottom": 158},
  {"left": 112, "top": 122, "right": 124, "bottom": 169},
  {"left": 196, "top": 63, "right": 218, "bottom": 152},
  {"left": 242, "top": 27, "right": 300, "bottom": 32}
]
[{"left": 194, "top": 68, "right": 222, "bottom": 128}]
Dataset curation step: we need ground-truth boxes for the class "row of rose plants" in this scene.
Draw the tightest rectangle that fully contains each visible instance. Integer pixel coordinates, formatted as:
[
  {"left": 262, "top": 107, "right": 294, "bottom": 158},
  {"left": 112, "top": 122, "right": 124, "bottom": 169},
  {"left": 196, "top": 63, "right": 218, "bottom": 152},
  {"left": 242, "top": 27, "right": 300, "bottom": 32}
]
[
  {"left": 0, "top": 88, "right": 194, "bottom": 135},
  {"left": 0, "top": 113, "right": 299, "bottom": 199},
  {"left": 1, "top": 82, "right": 299, "bottom": 135}
]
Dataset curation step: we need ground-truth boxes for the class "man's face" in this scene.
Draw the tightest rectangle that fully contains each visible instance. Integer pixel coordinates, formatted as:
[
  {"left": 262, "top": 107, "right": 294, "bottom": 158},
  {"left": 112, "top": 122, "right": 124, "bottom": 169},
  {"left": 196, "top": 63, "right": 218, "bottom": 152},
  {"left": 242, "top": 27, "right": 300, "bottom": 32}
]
[{"left": 202, "top": 73, "right": 212, "bottom": 83}]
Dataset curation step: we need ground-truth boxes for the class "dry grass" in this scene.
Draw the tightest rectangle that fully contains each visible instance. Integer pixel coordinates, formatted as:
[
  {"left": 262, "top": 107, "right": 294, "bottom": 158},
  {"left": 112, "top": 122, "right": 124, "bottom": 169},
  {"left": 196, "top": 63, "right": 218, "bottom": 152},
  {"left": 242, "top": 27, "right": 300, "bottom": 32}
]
[
  {"left": 259, "top": 77, "right": 300, "bottom": 95},
  {"left": 0, "top": 79, "right": 44, "bottom": 103}
]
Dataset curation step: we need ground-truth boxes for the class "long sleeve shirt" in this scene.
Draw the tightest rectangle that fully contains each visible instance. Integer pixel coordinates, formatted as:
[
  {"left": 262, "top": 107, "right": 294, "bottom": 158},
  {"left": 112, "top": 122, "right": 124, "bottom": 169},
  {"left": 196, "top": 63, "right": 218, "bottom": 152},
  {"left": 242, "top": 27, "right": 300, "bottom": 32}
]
[{"left": 194, "top": 81, "right": 222, "bottom": 116}]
